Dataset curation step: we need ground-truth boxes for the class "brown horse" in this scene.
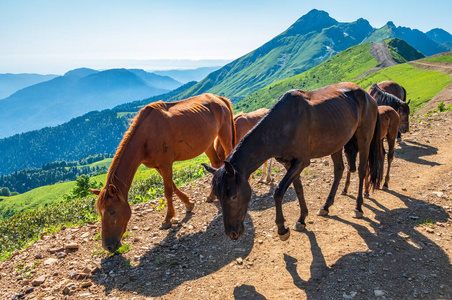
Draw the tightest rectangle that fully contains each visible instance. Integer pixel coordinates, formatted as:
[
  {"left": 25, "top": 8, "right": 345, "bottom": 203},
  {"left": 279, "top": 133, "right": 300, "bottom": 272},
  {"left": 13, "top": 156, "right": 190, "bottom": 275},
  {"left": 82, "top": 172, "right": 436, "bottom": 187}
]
[
  {"left": 91, "top": 93, "right": 236, "bottom": 252},
  {"left": 368, "top": 82, "right": 410, "bottom": 140},
  {"left": 342, "top": 105, "right": 400, "bottom": 196},
  {"left": 204, "top": 82, "right": 384, "bottom": 241},
  {"left": 213, "top": 108, "right": 273, "bottom": 190},
  {"left": 377, "top": 81, "right": 407, "bottom": 102}
]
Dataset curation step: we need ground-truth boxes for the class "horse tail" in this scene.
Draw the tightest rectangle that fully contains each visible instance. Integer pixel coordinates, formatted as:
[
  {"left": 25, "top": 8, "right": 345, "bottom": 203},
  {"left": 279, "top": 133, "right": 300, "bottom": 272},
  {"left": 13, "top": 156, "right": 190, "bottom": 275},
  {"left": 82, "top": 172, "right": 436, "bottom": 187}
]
[
  {"left": 367, "top": 111, "right": 384, "bottom": 190},
  {"left": 218, "top": 96, "right": 237, "bottom": 147}
]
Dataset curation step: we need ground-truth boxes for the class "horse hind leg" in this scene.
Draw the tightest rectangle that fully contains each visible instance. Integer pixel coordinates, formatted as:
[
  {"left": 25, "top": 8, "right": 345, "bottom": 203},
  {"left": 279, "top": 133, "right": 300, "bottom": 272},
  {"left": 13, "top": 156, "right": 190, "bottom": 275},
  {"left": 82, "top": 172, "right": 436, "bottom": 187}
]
[
  {"left": 383, "top": 135, "right": 396, "bottom": 189},
  {"left": 318, "top": 150, "right": 344, "bottom": 216},
  {"left": 172, "top": 181, "right": 195, "bottom": 213},
  {"left": 204, "top": 144, "right": 221, "bottom": 202},
  {"left": 341, "top": 136, "right": 358, "bottom": 195}
]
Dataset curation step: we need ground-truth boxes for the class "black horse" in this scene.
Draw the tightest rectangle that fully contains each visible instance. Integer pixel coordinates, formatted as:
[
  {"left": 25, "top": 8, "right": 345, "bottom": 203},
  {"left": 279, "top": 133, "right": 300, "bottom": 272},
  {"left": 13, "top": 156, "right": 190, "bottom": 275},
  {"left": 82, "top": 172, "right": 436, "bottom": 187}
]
[
  {"left": 368, "top": 83, "right": 410, "bottom": 140},
  {"left": 203, "top": 82, "right": 384, "bottom": 241}
]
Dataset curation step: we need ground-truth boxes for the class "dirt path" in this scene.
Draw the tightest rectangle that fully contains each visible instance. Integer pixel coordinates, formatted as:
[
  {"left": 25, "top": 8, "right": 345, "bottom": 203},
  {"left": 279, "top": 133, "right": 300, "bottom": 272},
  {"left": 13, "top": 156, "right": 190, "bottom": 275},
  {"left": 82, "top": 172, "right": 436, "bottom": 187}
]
[
  {"left": 356, "top": 42, "right": 398, "bottom": 79},
  {"left": 1, "top": 67, "right": 452, "bottom": 300}
]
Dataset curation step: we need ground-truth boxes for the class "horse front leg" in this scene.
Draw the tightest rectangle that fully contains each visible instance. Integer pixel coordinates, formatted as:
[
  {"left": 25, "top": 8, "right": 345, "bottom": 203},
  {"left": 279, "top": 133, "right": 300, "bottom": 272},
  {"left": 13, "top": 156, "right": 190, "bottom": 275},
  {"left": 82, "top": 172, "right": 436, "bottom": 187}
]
[
  {"left": 274, "top": 158, "right": 306, "bottom": 241},
  {"left": 292, "top": 175, "right": 308, "bottom": 231},
  {"left": 204, "top": 144, "right": 222, "bottom": 202},
  {"left": 341, "top": 170, "right": 351, "bottom": 195},
  {"left": 158, "top": 166, "right": 176, "bottom": 229},
  {"left": 318, "top": 150, "right": 344, "bottom": 216}
]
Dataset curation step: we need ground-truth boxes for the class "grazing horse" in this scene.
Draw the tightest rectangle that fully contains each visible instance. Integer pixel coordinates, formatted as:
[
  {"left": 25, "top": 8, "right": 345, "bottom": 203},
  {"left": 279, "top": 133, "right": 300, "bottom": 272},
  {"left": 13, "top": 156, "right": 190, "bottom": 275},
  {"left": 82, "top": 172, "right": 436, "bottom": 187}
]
[
  {"left": 368, "top": 83, "right": 410, "bottom": 139},
  {"left": 377, "top": 81, "right": 407, "bottom": 102},
  {"left": 342, "top": 105, "right": 400, "bottom": 196},
  {"left": 204, "top": 82, "right": 384, "bottom": 241},
  {"left": 91, "top": 94, "right": 236, "bottom": 252},
  {"left": 213, "top": 108, "right": 273, "bottom": 190}
]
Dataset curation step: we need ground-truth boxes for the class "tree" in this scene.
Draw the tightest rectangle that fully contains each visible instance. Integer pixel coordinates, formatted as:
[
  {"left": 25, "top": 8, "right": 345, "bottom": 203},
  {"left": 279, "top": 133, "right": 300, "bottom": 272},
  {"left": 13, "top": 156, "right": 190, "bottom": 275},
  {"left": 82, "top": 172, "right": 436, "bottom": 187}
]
[{"left": 0, "top": 187, "right": 10, "bottom": 197}]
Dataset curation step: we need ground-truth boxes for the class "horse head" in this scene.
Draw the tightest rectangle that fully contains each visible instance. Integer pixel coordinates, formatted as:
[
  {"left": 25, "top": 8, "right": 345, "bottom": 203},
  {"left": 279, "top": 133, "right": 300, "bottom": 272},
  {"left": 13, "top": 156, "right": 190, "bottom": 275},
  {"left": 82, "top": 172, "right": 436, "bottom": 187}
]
[
  {"left": 91, "top": 184, "right": 131, "bottom": 253},
  {"left": 203, "top": 161, "right": 252, "bottom": 240},
  {"left": 398, "top": 99, "right": 411, "bottom": 133}
]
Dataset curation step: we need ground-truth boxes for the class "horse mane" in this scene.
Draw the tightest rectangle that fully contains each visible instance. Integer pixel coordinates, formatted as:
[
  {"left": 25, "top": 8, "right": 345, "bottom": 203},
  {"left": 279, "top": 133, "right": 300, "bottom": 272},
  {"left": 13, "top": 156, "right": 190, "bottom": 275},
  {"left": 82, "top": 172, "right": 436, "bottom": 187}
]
[
  {"left": 369, "top": 83, "right": 405, "bottom": 111},
  {"left": 216, "top": 96, "right": 237, "bottom": 146},
  {"left": 97, "top": 101, "right": 166, "bottom": 211}
]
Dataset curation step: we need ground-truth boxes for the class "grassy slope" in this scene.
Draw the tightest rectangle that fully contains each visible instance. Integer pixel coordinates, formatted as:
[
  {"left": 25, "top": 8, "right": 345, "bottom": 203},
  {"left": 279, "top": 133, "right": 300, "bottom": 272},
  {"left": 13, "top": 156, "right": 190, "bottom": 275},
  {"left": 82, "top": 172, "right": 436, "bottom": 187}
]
[
  {"left": 235, "top": 42, "right": 449, "bottom": 114},
  {"left": 354, "top": 64, "right": 451, "bottom": 111},
  {"left": 422, "top": 55, "right": 452, "bottom": 63},
  {"left": 234, "top": 42, "right": 377, "bottom": 112},
  {"left": 0, "top": 155, "right": 210, "bottom": 220}
]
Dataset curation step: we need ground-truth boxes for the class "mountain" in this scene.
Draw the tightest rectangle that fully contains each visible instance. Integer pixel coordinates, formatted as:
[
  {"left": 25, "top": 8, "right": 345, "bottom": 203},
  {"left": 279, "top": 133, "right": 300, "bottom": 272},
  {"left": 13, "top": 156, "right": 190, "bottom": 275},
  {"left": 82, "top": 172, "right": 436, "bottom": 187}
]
[
  {"left": 234, "top": 39, "right": 422, "bottom": 113},
  {"left": 171, "top": 9, "right": 374, "bottom": 102},
  {"left": 0, "top": 68, "right": 183, "bottom": 138},
  {"left": 153, "top": 67, "right": 223, "bottom": 83},
  {"left": 426, "top": 28, "right": 452, "bottom": 48},
  {"left": 0, "top": 73, "right": 58, "bottom": 99},
  {"left": 363, "top": 22, "right": 452, "bottom": 56}
]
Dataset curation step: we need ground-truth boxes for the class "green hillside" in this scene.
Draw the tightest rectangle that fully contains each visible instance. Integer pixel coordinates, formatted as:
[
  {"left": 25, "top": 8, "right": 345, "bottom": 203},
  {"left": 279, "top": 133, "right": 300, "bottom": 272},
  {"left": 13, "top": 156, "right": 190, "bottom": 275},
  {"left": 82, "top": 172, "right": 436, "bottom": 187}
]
[
  {"left": 386, "top": 38, "right": 424, "bottom": 63},
  {"left": 0, "top": 154, "right": 210, "bottom": 220},
  {"left": 234, "top": 41, "right": 449, "bottom": 114},
  {"left": 174, "top": 9, "right": 374, "bottom": 101},
  {"left": 234, "top": 42, "right": 378, "bottom": 112},
  {"left": 354, "top": 64, "right": 451, "bottom": 111}
]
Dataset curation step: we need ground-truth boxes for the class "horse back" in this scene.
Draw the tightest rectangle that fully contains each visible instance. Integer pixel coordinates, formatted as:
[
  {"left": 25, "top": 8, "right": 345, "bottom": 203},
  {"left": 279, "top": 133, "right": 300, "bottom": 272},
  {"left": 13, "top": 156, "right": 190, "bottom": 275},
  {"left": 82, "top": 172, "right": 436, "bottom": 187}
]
[{"left": 378, "top": 81, "right": 406, "bottom": 102}]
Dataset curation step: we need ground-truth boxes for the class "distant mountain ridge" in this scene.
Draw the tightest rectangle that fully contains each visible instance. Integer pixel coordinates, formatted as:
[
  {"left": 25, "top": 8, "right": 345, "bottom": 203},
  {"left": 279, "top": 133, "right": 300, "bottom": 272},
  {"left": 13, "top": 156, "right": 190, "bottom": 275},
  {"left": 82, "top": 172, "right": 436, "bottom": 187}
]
[
  {"left": 153, "top": 67, "right": 223, "bottom": 83},
  {"left": 173, "top": 9, "right": 375, "bottom": 101},
  {"left": 363, "top": 22, "right": 452, "bottom": 56},
  {"left": 0, "top": 68, "right": 183, "bottom": 138},
  {"left": 168, "top": 10, "right": 452, "bottom": 103},
  {"left": 0, "top": 73, "right": 58, "bottom": 99}
]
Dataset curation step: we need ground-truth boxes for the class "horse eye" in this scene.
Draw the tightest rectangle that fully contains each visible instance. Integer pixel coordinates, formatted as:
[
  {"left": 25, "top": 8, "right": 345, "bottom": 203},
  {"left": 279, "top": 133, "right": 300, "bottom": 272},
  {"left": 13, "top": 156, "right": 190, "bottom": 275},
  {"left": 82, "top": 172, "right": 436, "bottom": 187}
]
[{"left": 109, "top": 210, "right": 116, "bottom": 216}]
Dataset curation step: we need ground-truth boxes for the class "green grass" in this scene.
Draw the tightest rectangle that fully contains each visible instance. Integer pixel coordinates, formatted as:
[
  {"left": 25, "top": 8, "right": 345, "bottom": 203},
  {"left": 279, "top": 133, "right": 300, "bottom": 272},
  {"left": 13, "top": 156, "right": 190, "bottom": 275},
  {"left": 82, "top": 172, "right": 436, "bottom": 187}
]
[
  {"left": 0, "top": 153, "right": 212, "bottom": 261},
  {"left": 353, "top": 63, "right": 452, "bottom": 112},
  {"left": 234, "top": 42, "right": 378, "bottom": 112},
  {"left": 422, "top": 55, "right": 452, "bottom": 63},
  {"left": 0, "top": 181, "right": 77, "bottom": 220}
]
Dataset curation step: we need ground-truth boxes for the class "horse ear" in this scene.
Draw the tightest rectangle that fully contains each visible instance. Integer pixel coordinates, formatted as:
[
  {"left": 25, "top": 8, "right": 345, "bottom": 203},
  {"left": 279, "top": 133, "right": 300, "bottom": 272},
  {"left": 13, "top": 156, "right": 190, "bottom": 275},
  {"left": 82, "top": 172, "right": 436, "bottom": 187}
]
[
  {"left": 224, "top": 161, "right": 236, "bottom": 176},
  {"left": 407, "top": 99, "right": 411, "bottom": 105},
  {"left": 108, "top": 184, "right": 118, "bottom": 196},
  {"left": 89, "top": 188, "right": 101, "bottom": 195},
  {"left": 201, "top": 163, "right": 217, "bottom": 174}
]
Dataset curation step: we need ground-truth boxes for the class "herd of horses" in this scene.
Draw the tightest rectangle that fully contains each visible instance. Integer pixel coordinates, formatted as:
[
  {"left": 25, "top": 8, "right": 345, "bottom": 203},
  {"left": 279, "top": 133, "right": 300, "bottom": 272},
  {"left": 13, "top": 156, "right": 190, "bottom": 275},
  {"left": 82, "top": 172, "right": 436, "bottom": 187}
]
[{"left": 91, "top": 81, "right": 410, "bottom": 252}]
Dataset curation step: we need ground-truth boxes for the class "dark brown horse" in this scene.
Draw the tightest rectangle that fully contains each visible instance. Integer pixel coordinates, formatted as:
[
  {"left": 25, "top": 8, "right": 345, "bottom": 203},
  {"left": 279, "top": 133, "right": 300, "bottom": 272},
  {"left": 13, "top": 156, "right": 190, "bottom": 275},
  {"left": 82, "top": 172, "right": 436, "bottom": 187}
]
[
  {"left": 213, "top": 108, "right": 273, "bottom": 189},
  {"left": 204, "top": 82, "right": 384, "bottom": 241},
  {"left": 91, "top": 93, "right": 236, "bottom": 252},
  {"left": 377, "top": 81, "right": 407, "bottom": 102},
  {"left": 368, "top": 82, "right": 410, "bottom": 140},
  {"left": 342, "top": 105, "right": 400, "bottom": 196}
]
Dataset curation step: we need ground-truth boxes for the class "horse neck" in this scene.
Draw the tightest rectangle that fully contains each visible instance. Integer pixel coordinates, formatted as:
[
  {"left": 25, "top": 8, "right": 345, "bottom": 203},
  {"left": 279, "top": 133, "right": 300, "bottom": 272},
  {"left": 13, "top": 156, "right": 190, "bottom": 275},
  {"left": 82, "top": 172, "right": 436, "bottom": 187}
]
[
  {"left": 229, "top": 116, "right": 284, "bottom": 178},
  {"left": 106, "top": 128, "right": 145, "bottom": 198}
]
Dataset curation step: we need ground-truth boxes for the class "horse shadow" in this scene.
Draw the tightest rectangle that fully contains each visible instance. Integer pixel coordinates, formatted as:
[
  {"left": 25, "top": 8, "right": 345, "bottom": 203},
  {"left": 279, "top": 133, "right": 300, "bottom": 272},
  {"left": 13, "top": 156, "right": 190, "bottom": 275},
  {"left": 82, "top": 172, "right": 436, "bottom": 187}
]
[
  {"left": 94, "top": 201, "right": 256, "bottom": 297},
  {"left": 396, "top": 139, "right": 440, "bottom": 166},
  {"left": 283, "top": 191, "right": 452, "bottom": 299},
  {"left": 233, "top": 284, "right": 267, "bottom": 300}
]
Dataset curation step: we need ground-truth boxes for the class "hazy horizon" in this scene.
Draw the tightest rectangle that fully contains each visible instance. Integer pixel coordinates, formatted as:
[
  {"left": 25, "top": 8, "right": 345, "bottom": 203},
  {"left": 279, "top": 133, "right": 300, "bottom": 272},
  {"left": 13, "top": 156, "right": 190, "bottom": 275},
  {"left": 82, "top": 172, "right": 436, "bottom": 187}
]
[{"left": 1, "top": 0, "right": 452, "bottom": 74}]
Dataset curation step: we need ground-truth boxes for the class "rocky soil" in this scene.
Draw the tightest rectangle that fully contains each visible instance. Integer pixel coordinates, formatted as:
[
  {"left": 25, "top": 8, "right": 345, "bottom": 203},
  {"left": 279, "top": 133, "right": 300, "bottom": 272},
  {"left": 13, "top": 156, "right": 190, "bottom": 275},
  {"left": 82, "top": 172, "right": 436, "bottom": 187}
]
[{"left": 1, "top": 78, "right": 452, "bottom": 299}]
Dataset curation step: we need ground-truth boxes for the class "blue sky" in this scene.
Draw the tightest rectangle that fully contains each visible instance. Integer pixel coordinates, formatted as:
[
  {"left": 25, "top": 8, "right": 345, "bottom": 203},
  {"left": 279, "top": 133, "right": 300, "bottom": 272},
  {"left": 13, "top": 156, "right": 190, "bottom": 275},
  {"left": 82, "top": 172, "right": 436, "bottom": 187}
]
[{"left": 1, "top": 0, "right": 451, "bottom": 74}]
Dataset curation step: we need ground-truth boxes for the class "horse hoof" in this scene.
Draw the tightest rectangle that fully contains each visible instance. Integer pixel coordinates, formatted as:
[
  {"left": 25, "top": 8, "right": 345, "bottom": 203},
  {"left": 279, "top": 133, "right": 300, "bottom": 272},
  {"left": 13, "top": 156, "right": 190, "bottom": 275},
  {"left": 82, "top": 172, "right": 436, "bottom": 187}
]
[
  {"left": 206, "top": 197, "right": 213, "bottom": 203},
  {"left": 364, "top": 192, "right": 370, "bottom": 198},
  {"left": 279, "top": 228, "right": 290, "bottom": 241},
  {"left": 353, "top": 210, "right": 364, "bottom": 219},
  {"left": 160, "top": 222, "right": 172, "bottom": 230},
  {"left": 382, "top": 184, "right": 389, "bottom": 190},
  {"left": 317, "top": 209, "right": 329, "bottom": 216},
  {"left": 293, "top": 222, "right": 306, "bottom": 232},
  {"left": 341, "top": 190, "right": 347, "bottom": 196},
  {"left": 185, "top": 202, "right": 195, "bottom": 213}
]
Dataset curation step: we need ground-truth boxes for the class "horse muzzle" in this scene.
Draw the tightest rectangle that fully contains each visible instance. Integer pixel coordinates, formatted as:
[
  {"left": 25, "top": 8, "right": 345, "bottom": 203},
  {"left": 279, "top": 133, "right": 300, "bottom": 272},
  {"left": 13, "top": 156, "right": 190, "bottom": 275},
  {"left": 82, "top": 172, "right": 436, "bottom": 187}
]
[
  {"left": 225, "top": 222, "right": 244, "bottom": 240},
  {"left": 103, "top": 239, "right": 122, "bottom": 253}
]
